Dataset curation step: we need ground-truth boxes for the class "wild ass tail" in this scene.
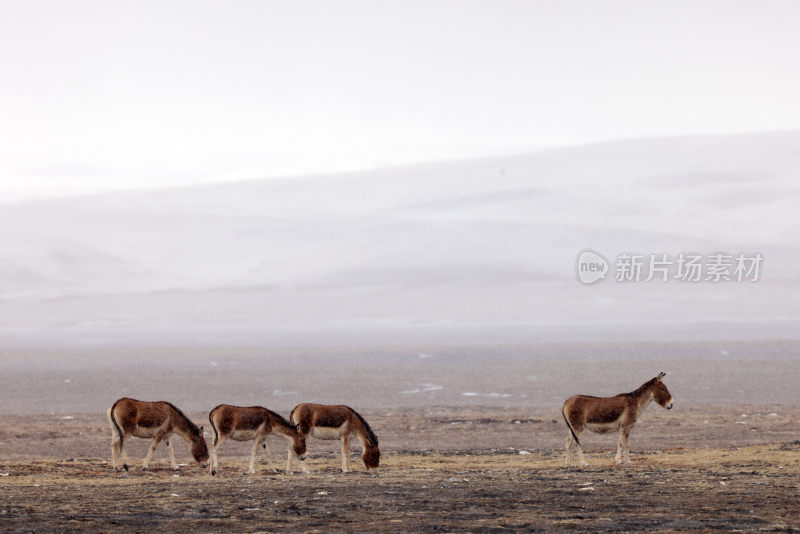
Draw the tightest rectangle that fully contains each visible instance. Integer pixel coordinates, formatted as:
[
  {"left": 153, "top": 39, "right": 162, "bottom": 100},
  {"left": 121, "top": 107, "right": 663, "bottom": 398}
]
[
  {"left": 208, "top": 405, "right": 221, "bottom": 446},
  {"left": 562, "top": 405, "right": 581, "bottom": 447},
  {"left": 289, "top": 405, "right": 300, "bottom": 426},
  {"left": 108, "top": 400, "right": 124, "bottom": 446}
]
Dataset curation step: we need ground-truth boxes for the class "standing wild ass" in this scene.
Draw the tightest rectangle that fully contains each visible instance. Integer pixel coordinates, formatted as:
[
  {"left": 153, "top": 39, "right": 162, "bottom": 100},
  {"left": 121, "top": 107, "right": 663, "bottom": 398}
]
[
  {"left": 207, "top": 404, "right": 307, "bottom": 475},
  {"left": 289, "top": 403, "right": 380, "bottom": 473},
  {"left": 108, "top": 397, "right": 209, "bottom": 471},
  {"left": 562, "top": 372, "right": 673, "bottom": 466}
]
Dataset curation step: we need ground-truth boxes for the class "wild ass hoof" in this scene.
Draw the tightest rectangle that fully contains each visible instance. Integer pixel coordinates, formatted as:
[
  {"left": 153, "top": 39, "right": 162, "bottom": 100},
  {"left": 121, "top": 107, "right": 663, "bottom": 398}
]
[
  {"left": 211, "top": 469, "right": 217, "bottom": 476},
  {"left": 141, "top": 467, "right": 148, "bottom": 471},
  {"left": 123, "top": 464, "right": 129, "bottom": 472},
  {"left": 245, "top": 469, "right": 255, "bottom": 475}
]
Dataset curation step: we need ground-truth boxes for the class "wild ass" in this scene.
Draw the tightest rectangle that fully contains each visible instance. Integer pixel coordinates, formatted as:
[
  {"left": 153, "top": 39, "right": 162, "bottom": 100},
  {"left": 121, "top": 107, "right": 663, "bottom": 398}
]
[
  {"left": 107, "top": 397, "right": 209, "bottom": 471},
  {"left": 289, "top": 403, "right": 380, "bottom": 473},
  {"left": 207, "top": 404, "right": 307, "bottom": 475},
  {"left": 562, "top": 372, "right": 673, "bottom": 467}
]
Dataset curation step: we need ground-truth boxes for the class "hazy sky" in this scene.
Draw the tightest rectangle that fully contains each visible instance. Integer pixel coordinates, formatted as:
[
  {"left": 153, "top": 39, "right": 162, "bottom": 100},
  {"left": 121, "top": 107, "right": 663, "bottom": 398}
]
[{"left": 2, "top": 1, "right": 800, "bottom": 201}]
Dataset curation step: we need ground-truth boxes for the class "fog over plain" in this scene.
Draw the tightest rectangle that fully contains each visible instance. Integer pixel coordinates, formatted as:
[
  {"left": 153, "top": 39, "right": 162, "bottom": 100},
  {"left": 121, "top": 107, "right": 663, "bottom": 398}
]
[{"left": 1, "top": 131, "right": 798, "bottom": 347}]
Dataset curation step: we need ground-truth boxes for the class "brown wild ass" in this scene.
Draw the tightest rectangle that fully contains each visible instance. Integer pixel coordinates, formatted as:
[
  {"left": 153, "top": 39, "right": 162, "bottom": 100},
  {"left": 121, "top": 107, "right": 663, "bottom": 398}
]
[
  {"left": 562, "top": 372, "right": 673, "bottom": 467},
  {"left": 289, "top": 403, "right": 380, "bottom": 473},
  {"left": 108, "top": 398, "right": 209, "bottom": 471},
  {"left": 207, "top": 404, "right": 307, "bottom": 475}
]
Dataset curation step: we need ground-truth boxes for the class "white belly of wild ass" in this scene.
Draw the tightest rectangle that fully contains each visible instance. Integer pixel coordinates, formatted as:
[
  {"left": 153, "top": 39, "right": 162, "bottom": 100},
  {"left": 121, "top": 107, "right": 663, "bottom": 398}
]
[
  {"left": 586, "top": 422, "right": 621, "bottom": 434},
  {"left": 311, "top": 425, "right": 345, "bottom": 440},
  {"left": 132, "top": 426, "right": 167, "bottom": 439},
  {"left": 230, "top": 429, "right": 260, "bottom": 441}
]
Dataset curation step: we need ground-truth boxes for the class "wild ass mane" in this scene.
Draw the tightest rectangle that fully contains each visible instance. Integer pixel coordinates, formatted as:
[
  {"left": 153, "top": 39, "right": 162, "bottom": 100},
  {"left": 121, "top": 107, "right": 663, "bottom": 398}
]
[
  {"left": 622, "top": 376, "right": 662, "bottom": 398},
  {"left": 266, "top": 408, "right": 298, "bottom": 433},
  {"left": 350, "top": 408, "right": 379, "bottom": 447},
  {"left": 164, "top": 401, "right": 202, "bottom": 436}
]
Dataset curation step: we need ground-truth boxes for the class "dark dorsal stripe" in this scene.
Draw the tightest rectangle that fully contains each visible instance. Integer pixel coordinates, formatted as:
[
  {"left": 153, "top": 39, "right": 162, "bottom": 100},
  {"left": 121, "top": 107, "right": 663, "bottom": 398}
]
[
  {"left": 165, "top": 402, "right": 201, "bottom": 436},
  {"left": 348, "top": 407, "right": 379, "bottom": 447}
]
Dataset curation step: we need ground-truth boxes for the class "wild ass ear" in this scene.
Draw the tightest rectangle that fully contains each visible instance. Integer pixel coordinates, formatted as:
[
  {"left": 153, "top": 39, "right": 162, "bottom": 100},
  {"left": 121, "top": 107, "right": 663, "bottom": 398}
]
[
  {"left": 657, "top": 372, "right": 666, "bottom": 381},
  {"left": 199, "top": 425, "right": 204, "bottom": 435}
]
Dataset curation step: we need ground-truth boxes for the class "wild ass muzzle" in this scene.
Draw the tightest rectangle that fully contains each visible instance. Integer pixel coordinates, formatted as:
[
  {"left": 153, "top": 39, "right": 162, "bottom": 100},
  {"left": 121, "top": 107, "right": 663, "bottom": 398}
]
[
  {"left": 289, "top": 403, "right": 380, "bottom": 473},
  {"left": 562, "top": 372, "right": 673, "bottom": 467},
  {"left": 107, "top": 397, "right": 209, "bottom": 471},
  {"left": 207, "top": 404, "right": 307, "bottom": 476}
]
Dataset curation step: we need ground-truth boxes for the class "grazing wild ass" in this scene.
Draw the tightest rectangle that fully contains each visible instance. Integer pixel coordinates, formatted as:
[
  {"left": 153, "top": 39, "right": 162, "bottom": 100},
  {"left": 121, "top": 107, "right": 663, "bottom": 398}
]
[
  {"left": 207, "top": 404, "right": 307, "bottom": 475},
  {"left": 562, "top": 372, "right": 673, "bottom": 467},
  {"left": 107, "top": 398, "right": 209, "bottom": 471},
  {"left": 289, "top": 403, "right": 380, "bottom": 473}
]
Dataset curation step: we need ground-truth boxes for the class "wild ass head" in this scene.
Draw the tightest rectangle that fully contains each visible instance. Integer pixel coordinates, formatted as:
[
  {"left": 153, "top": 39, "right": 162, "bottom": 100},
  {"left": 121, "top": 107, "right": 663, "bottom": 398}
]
[
  {"left": 652, "top": 372, "right": 673, "bottom": 410},
  {"left": 293, "top": 434, "right": 307, "bottom": 461},
  {"left": 191, "top": 426, "right": 210, "bottom": 467},
  {"left": 363, "top": 445, "right": 380, "bottom": 469}
]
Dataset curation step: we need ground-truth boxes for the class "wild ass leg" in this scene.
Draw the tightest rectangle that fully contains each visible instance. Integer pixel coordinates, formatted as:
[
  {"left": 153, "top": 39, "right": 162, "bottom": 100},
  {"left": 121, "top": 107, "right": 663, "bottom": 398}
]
[
  {"left": 262, "top": 439, "right": 278, "bottom": 473},
  {"left": 576, "top": 446, "right": 588, "bottom": 466},
  {"left": 110, "top": 430, "right": 132, "bottom": 472},
  {"left": 623, "top": 427, "right": 632, "bottom": 464},
  {"left": 341, "top": 435, "right": 351, "bottom": 473},
  {"left": 108, "top": 408, "right": 124, "bottom": 471},
  {"left": 109, "top": 421, "right": 130, "bottom": 471},
  {"left": 119, "top": 441, "right": 132, "bottom": 471},
  {"left": 112, "top": 439, "right": 128, "bottom": 471},
  {"left": 573, "top": 432, "right": 588, "bottom": 467},
  {"left": 247, "top": 428, "right": 271, "bottom": 475},
  {"left": 615, "top": 427, "right": 632, "bottom": 465},
  {"left": 287, "top": 449, "right": 310, "bottom": 475},
  {"left": 110, "top": 430, "right": 122, "bottom": 471},
  {"left": 210, "top": 433, "right": 228, "bottom": 476},
  {"left": 165, "top": 438, "right": 179, "bottom": 470},
  {"left": 142, "top": 434, "right": 166, "bottom": 470},
  {"left": 247, "top": 438, "right": 262, "bottom": 474},
  {"left": 564, "top": 434, "right": 572, "bottom": 467},
  {"left": 285, "top": 449, "right": 303, "bottom": 475},
  {"left": 111, "top": 440, "right": 118, "bottom": 470}
]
